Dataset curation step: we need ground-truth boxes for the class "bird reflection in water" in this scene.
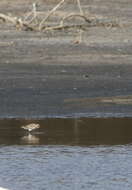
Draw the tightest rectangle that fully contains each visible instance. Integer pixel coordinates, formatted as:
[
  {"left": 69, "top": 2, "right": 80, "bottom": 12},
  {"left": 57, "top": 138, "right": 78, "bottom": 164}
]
[{"left": 21, "top": 134, "right": 40, "bottom": 144}]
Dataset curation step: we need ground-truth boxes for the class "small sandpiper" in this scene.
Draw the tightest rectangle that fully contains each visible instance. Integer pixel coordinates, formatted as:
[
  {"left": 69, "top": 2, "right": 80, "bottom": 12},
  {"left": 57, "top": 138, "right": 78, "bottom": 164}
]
[{"left": 21, "top": 123, "right": 40, "bottom": 132}]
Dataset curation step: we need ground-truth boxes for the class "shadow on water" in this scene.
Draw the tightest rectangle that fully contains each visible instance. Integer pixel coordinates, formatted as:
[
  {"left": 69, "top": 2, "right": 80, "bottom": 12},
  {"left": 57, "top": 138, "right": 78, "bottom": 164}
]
[{"left": 0, "top": 118, "right": 132, "bottom": 146}]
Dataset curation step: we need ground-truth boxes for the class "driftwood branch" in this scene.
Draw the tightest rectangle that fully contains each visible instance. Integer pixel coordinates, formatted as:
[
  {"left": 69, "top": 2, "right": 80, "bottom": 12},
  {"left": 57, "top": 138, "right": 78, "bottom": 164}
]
[
  {"left": 0, "top": 0, "right": 120, "bottom": 33},
  {"left": 0, "top": 13, "right": 18, "bottom": 25},
  {"left": 0, "top": 13, "right": 35, "bottom": 31}
]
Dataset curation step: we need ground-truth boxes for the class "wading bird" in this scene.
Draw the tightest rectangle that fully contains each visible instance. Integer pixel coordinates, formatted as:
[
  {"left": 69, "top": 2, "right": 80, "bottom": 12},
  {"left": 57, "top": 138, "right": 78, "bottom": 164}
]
[{"left": 21, "top": 123, "right": 40, "bottom": 132}]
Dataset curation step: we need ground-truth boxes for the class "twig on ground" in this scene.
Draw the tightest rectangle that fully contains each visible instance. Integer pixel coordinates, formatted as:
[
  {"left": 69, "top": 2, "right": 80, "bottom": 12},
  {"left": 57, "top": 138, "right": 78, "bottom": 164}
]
[
  {"left": 73, "top": 29, "right": 83, "bottom": 44},
  {"left": 76, "top": 0, "right": 83, "bottom": 15},
  {"left": 44, "top": 24, "right": 87, "bottom": 31},
  {"left": 60, "top": 13, "right": 92, "bottom": 26},
  {"left": 39, "top": 0, "right": 65, "bottom": 30},
  {"left": 29, "top": 3, "right": 38, "bottom": 24},
  {"left": 24, "top": 8, "right": 33, "bottom": 22},
  {"left": 76, "top": 0, "right": 84, "bottom": 44},
  {"left": 24, "top": 3, "right": 38, "bottom": 24},
  {"left": 0, "top": 41, "right": 14, "bottom": 46}
]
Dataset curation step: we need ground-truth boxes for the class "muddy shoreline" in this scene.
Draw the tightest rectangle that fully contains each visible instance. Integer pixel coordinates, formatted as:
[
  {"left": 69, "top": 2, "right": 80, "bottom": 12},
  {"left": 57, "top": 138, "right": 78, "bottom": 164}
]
[{"left": 0, "top": 0, "right": 132, "bottom": 118}]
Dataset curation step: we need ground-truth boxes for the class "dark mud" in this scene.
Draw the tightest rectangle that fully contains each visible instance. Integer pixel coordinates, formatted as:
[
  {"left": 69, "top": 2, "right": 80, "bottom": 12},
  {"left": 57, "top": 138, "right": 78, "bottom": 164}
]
[{"left": 0, "top": 62, "right": 132, "bottom": 118}]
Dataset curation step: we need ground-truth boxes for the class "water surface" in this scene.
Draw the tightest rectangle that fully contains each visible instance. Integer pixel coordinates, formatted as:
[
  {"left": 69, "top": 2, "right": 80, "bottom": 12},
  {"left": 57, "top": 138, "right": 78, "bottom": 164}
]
[{"left": 0, "top": 118, "right": 132, "bottom": 190}]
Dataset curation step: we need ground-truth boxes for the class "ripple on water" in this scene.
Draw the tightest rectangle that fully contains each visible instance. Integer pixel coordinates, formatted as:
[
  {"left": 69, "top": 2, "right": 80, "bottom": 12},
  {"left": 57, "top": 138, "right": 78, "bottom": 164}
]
[{"left": 0, "top": 145, "right": 132, "bottom": 190}]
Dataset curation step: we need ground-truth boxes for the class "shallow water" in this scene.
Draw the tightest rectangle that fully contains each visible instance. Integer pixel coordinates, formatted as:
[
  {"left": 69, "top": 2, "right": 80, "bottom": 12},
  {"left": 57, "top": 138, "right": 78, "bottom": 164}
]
[
  {"left": 1, "top": 118, "right": 132, "bottom": 146},
  {"left": 0, "top": 118, "right": 132, "bottom": 190},
  {"left": 1, "top": 145, "right": 132, "bottom": 190}
]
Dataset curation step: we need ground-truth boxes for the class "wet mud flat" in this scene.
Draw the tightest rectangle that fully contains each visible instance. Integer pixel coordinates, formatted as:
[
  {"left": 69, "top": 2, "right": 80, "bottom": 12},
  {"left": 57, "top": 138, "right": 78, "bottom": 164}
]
[
  {"left": 0, "top": 0, "right": 132, "bottom": 118},
  {"left": 0, "top": 0, "right": 131, "bottom": 139}
]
